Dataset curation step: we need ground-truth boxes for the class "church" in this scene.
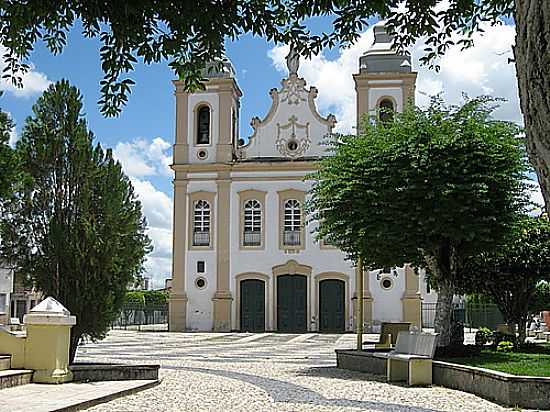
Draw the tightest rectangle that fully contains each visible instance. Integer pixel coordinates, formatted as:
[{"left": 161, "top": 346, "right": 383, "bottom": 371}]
[{"left": 168, "top": 22, "right": 436, "bottom": 333}]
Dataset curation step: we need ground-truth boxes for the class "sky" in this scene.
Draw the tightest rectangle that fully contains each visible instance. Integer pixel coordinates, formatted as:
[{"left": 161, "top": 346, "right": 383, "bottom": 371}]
[{"left": 1, "top": 15, "right": 542, "bottom": 289}]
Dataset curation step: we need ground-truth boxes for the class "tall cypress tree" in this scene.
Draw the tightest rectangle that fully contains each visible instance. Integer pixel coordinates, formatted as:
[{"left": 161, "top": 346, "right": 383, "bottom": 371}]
[{"left": 0, "top": 80, "right": 151, "bottom": 361}]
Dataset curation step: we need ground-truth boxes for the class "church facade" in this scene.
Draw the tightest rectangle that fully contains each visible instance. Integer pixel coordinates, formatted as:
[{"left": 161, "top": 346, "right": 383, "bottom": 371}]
[{"left": 169, "top": 23, "right": 436, "bottom": 333}]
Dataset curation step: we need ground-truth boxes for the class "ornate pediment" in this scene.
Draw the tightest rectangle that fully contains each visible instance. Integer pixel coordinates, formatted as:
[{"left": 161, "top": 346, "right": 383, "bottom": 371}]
[
  {"left": 275, "top": 115, "right": 310, "bottom": 158},
  {"left": 238, "top": 47, "right": 336, "bottom": 160}
]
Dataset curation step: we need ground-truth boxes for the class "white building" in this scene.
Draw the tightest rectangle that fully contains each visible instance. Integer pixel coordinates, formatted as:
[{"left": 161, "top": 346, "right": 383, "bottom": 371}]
[
  {"left": 0, "top": 264, "right": 14, "bottom": 325},
  {"left": 169, "top": 22, "right": 437, "bottom": 332}
]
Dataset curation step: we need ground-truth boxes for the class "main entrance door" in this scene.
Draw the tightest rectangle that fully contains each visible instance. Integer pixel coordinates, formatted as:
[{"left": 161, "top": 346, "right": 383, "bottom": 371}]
[
  {"left": 277, "top": 275, "right": 307, "bottom": 332},
  {"left": 319, "top": 279, "right": 345, "bottom": 332},
  {"left": 240, "top": 279, "right": 265, "bottom": 332}
]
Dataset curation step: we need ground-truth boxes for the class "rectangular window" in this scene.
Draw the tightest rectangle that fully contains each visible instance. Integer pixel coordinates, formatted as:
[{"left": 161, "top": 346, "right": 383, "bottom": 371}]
[
  {"left": 243, "top": 199, "right": 261, "bottom": 246},
  {"left": 193, "top": 200, "right": 211, "bottom": 246},
  {"left": 0, "top": 294, "right": 6, "bottom": 312},
  {"left": 197, "top": 261, "right": 205, "bottom": 273},
  {"left": 283, "top": 199, "right": 301, "bottom": 246}
]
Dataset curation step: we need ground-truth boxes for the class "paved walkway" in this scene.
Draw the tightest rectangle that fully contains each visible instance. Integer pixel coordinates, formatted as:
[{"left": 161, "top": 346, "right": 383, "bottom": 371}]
[
  {"left": 0, "top": 379, "right": 157, "bottom": 412},
  {"left": 72, "top": 330, "right": 519, "bottom": 412}
]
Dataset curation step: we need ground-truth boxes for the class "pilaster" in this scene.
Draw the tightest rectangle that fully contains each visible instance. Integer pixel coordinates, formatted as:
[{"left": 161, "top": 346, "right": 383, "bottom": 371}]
[
  {"left": 213, "top": 174, "right": 232, "bottom": 331},
  {"left": 352, "top": 266, "right": 373, "bottom": 330},
  {"left": 169, "top": 178, "right": 188, "bottom": 331},
  {"left": 402, "top": 264, "right": 422, "bottom": 329},
  {"left": 173, "top": 80, "right": 190, "bottom": 164}
]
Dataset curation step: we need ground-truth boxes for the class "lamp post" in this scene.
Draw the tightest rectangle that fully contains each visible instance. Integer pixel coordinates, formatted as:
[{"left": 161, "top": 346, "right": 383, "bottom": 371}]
[{"left": 356, "top": 255, "right": 364, "bottom": 351}]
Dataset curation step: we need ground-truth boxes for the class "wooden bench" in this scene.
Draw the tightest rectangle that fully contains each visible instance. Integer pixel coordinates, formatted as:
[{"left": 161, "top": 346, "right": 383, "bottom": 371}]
[
  {"left": 364, "top": 322, "right": 411, "bottom": 349},
  {"left": 374, "top": 331, "right": 438, "bottom": 386}
]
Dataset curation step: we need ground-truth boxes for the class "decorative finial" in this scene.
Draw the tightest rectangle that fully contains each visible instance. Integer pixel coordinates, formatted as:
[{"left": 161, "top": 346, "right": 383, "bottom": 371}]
[{"left": 286, "top": 43, "right": 300, "bottom": 76}]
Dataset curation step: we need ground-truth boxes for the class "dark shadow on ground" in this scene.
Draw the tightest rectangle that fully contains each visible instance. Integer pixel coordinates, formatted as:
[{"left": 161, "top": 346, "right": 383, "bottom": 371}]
[
  {"left": 294, "top": 365, "right": 387, "bottom": 383},
  {"left": 162, "top": 365, "right": 441, "bottom": 412}
]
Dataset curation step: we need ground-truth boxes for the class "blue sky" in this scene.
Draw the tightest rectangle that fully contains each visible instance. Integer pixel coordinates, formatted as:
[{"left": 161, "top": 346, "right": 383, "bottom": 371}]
[{"left": 1, "top": 17, "right": 539, "bottom": 288}]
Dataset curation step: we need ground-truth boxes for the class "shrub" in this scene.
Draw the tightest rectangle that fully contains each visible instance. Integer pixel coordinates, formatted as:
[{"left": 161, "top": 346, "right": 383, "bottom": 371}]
[
  {"left": 496, "top": 341, "right": 514, "bottom": 353},
  {"left": 475, "top": 327, "right": 493, "bottom": 346},
  {"left": 493, "top": 331, "right": 517, "bottom": 348}
]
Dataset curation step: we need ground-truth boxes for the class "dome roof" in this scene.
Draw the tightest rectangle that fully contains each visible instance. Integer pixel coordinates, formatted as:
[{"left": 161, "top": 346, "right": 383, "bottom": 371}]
[
  {"left": 201, "top": 54, "right": 236, "bottom": 79},
  {"left": 359, "top": 21, "right": 412, "bottom": 73}
]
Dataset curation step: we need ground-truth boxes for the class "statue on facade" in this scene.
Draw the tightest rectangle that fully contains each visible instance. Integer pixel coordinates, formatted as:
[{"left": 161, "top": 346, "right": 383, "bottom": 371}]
[{"left": 286, "top": 43, "right": 300, "bottom": 76}]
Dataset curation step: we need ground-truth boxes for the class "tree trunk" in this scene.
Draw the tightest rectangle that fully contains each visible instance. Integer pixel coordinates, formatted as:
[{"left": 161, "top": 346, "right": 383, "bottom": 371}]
[
  {"left": 517, "top": 316, "right": 527, "bottom": 346},
  {"left": 514, "top": 0, "right": 550, "bottom": 212},
  {"left": 434, "top": 278, "right": 455, "bottom": 347},
  {"left": 69, "top": 331, "right": 81, "bottom": 365}
]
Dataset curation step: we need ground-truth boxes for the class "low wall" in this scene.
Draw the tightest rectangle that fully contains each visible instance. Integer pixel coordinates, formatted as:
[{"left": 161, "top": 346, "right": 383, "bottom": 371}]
[
  {"left": 336, "top": 350, "right": 550, "bottom": 410},
  {"left": 70, "top": 363, "right": 160, "bottom": 382}
]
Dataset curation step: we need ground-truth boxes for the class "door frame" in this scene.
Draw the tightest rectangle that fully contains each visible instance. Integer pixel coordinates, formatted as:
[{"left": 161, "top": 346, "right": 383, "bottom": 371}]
[
  {"left": 235, "top": 272, "right": 269, "bottom": 331},
  {"left": 314, "top": 272, "right": 350, "bottom": 332},
  {"left": 272, "top": 260, "right": 312, "bottom": 331}
]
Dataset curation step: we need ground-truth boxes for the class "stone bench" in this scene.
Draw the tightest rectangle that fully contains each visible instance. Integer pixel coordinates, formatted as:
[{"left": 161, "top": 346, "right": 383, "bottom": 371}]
[
  {"left": 364, "top": 322, "right": 411, "bottom": 349},
  {"left": 373, "top": 331, "right": 438, "bottom": 386}
]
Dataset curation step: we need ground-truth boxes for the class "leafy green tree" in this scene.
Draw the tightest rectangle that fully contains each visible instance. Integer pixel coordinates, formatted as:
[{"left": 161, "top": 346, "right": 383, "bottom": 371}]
[
  {"left": 1, "top": 1, "right": 548, "bottom": 215},
  {"left": 0, "top": 97, "right": 20, "bottom": 200},
  {"left": 464, "top": 216, "right": 550, "bottom": 344},
  {"left": 125, "top": 290, "right": 168, "bottom": 306},
  {"left": 309, "top": 97, "right": 530, "bottom": 347},
  {"left": 530, "top": 281, "right": 550, "bottom": 315},
  {"left": 0, "top": 80, "right": 151, "bottom": 361}
]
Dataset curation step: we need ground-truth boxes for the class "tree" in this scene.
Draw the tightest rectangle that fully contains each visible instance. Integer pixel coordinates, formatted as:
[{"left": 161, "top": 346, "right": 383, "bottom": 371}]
[
  {"left": 464, "top": 216, "right": 550, "bottom": 345},
  {"left": 1, "top": 2, "right": 548, "bottom": 214},
  {"left": 0, "top": 80, "right": 151, "bottom": 362},
  {"left": 530, "top": 281, "right": 550, "bottom": 315},
  {"left": 308, "top": 97, "right": 530, "bottom": 347},
  {"left": 0, "top": 97, "right": 20, "bottom": 200}
]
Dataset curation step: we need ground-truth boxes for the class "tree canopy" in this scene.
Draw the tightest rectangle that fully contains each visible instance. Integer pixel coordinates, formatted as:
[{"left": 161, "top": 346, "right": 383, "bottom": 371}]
[
  {"left": 464, "top": 215, "right": 550, "bottom": 344},
  {"left": 0, "top": 99, "right": 20, "bottom": 201},
  {"left": 308, "top": 97, "right": 531, "bottom": 346},
  {"left": 0, "top": 80, "right": 151, "bottom": 361},
  {"left": 0, "top": 1, "right": 514, "bottom": 116},
  {"left": 3, "top": 1, "right": 548, "bottom": 214}
]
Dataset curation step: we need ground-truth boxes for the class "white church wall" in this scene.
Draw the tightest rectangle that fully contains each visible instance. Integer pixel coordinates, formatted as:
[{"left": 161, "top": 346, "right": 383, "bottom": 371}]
[
  {"left": 370, "top": 268, "right": 405, "bottom": 324},
  {"left": 185, "top": 180, "right": 218, "bottom": 331},
  {"left": 229, "top": 178, "right": 356, "bottom": 331}
]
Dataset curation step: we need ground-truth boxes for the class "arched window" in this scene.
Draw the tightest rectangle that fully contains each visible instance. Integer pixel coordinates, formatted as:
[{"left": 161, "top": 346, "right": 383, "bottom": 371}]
[
  {"left": 197, "top": 106, "right": 210, "bottom": 145},
  {"left": 378, "top": 99, "right": 394, "bottom": 124},
  {"left": 193, "top": 200, "right": 210, "bottom": 246},
  {"left": 283, "top": 199, "right": 301, "bottom": 246},
  {"left": 243, "top": 200, "right": 262, "bottom": 246}
]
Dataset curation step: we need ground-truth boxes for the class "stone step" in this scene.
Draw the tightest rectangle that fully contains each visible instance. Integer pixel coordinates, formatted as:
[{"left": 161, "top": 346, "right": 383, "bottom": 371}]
[
  {"left": 0, "top": 369, "right": 33, "bottom": 390},
  {"left": 0, "top": 355, "right": 11, "bottom": 371}
]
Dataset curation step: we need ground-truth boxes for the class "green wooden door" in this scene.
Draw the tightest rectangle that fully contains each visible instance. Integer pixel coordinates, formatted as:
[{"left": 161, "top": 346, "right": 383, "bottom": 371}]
[
  {"left": 240, "top": 279, "right": 265, "bottom": 332},
  {"left": 277, "top": 275, "right": 307, "bottom": 332},
  {"left": 319, "top": 279, "right": 345, "bottom": 332}
]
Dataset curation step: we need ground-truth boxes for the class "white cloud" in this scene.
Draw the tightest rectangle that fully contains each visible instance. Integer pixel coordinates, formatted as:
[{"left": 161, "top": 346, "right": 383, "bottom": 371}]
[
  {"left": 268, "top": 20, "right": 520, "bottom": 133},
  {"left": 130, "top": 177, "right": 172, "bottom": 230},
  {"left": 0, "top": 45, "right": 52, "bottom": 97},
  {"left": 130, "top": 176, "right": 173, "bottom": 289},
  {"left": 113, "top": 137, "right": 172, "bottom": 178}
]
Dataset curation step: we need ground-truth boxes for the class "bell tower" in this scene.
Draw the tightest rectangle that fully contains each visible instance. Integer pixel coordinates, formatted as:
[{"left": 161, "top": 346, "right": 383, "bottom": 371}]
[
  {"left": 353, "top": 21, "right": 417, "bottom": 132},
  {"left": 173, "top": 56, "right": 242, "bottom": 166}
]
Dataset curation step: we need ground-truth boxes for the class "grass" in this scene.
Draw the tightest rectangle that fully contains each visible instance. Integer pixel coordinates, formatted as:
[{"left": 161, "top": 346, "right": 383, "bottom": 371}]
[{"left": 439, "top": 345, "right": 550, "bottom": 377}]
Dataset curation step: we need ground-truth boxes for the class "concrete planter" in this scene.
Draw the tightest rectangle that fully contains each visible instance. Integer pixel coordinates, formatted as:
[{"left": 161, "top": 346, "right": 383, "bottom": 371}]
[
  {"left": 336, "top": 350, "right": 550, "bottom": 410},
  {"left": 70, "top": 363, "right": 160, "bottom": 382}
]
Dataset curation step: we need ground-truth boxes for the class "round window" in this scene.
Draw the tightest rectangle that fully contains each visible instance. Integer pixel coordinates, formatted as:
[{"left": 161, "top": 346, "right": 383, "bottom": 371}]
[
  {"left": 381, "top": 277, "right": 393, "bottom": 290},
  {"left": 195, "top": 277, "right": 207, "bottom": 289},
  {"left": 197, "top": 149, "right": 208, "bottom": 160},
  {"left": 287, "top": 140, "right": 298, "bottom": 151}
]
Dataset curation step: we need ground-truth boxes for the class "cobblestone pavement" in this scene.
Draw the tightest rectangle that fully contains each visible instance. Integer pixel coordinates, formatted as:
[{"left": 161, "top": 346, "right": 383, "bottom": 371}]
[{"left": 78, "top": 330, "right": 513, "bottom": 412}]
